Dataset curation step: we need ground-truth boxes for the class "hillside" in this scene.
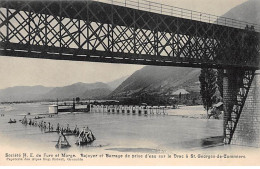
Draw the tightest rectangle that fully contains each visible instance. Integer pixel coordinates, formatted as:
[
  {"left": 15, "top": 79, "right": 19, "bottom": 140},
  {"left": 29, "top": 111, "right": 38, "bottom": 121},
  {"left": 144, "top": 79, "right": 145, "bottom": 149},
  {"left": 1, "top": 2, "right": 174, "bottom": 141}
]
[
  {"left": 80, "top": 88, "right": 112, "bottom": 99},
  {"left": 40, "top": 82, "right": 112, "bottom": 100},
  {"left": 110, "top": 66, "right": 201, "bottom": 98},
  {"left": 222, "top": 0, "right": 260, "bottom": 25},
  {"left": 107, "top": 75, "right": 129, "bottom": 90}
]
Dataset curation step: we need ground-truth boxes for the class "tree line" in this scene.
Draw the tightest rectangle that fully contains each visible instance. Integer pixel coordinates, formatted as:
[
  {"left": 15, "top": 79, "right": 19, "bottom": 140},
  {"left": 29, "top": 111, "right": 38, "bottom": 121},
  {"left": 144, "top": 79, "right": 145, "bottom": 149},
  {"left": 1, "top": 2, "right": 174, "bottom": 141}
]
[{"left": 199, "top": 68, "right": 224, "bottom": 118}]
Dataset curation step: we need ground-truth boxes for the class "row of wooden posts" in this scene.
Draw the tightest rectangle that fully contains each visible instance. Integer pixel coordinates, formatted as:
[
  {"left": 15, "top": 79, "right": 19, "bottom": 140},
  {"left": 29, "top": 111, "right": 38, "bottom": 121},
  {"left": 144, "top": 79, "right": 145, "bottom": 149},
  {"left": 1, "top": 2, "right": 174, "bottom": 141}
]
[{"left": 90, "top": 105, "right": 168, "bottom": 115}]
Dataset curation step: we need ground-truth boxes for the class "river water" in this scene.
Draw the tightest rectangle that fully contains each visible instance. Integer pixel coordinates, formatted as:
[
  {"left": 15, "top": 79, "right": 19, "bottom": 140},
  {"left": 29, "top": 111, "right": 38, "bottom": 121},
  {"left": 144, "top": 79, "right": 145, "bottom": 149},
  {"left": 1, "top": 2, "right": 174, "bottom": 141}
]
[{"left": 0, "top": 103, "right": 223, "bottom": 154}]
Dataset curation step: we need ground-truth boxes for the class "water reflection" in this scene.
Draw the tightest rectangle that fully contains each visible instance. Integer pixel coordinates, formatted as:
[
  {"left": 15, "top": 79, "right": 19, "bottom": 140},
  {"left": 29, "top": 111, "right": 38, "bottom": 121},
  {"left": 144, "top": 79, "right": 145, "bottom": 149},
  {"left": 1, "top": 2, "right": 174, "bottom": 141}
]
[{"left": 201, "top": 136, "right": 224, "bottom": 147}]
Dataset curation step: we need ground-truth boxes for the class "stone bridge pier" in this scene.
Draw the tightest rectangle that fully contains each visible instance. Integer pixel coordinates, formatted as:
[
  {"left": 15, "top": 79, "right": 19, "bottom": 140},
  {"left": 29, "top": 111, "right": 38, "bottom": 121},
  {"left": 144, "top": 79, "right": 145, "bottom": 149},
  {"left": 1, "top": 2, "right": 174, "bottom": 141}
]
[
  {"left": 232, "top": 70, "right": 260, "bottom": 147},
  {"left": 223, "top": 69, "right": 260, "bottom": 147}
]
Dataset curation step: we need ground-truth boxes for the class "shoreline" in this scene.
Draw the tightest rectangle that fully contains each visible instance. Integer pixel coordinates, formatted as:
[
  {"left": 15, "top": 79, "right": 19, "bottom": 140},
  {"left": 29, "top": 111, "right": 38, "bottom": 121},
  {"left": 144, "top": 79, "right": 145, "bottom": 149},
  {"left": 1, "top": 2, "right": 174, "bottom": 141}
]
[{"left": 166, "top": 105, "right": 223, "bottom": 120}]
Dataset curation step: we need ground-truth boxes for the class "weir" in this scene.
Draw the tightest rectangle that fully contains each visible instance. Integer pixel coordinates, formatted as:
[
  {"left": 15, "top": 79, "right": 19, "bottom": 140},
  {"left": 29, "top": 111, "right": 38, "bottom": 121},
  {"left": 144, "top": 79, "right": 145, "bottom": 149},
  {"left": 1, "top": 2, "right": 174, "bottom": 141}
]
[
  {"left": 0, "top": 0, "right": 260, "bottom": 147},
  {"left": 91, "top": 105, "right": 167, "bottom": 115}
]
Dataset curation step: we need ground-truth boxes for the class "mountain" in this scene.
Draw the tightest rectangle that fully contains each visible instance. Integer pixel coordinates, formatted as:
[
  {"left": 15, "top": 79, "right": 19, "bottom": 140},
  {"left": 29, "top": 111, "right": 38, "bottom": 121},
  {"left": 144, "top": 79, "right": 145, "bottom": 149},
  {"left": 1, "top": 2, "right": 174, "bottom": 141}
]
[
  {"left": 110, "top": 66, "right": 201, "bottom": 98},
  {"left": 107, "top": 75, "right": 129, "bottom": 90},
  {"left": 0, "top": 74, "right": 132, "bottom": 102},
  {"left": 222, "top": 0, "right": 260, "bottom": 25},
  {"left": 41, "top": 82, "right": 112, "bottom": 100},
  {"left": 0, "top": 82, "right": 112, "bottom": 102},
  {"left": 0, "top": 86, "right": 54, "bottom": 102},
  {"left": 80, "top": 88, "right": 112, "bottom": 99}
]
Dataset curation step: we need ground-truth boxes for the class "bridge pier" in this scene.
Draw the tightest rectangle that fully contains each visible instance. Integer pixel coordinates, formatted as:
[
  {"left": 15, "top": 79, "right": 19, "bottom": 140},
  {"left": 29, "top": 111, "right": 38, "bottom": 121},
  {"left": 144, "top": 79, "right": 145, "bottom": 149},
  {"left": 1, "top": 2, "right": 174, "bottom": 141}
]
[
  {"left": 223, "top": 69, "right": 238, "bottom": 144},
  {"left": 231, "top": 70, "right": 260, "bottom": 147},
  {"left": 223, "top": 68, "right": 260, "bottom": 147}
]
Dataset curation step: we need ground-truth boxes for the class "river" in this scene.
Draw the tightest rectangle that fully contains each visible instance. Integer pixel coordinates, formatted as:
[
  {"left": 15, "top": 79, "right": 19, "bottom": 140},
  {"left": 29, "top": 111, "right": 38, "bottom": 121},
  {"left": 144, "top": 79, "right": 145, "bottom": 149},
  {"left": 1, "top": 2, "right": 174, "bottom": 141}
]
[{"left": 0, "top": 103, "right": 223, "bottom": 154}]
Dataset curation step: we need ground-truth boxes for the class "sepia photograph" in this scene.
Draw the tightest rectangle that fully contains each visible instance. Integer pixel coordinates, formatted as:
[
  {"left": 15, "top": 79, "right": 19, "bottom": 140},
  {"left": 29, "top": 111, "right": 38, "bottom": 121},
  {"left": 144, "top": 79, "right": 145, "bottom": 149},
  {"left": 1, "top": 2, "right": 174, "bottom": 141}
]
[{"left": 0, "top": 0, "right": 259, "bottom": 166}]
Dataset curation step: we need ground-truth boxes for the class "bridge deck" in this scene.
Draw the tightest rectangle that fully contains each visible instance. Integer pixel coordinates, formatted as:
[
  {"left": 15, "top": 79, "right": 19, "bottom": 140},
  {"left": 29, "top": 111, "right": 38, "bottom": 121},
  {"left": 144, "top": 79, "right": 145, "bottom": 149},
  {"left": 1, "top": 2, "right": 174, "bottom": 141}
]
[{"left": 0, "top": 0, "right": 259, "bottom": 69}]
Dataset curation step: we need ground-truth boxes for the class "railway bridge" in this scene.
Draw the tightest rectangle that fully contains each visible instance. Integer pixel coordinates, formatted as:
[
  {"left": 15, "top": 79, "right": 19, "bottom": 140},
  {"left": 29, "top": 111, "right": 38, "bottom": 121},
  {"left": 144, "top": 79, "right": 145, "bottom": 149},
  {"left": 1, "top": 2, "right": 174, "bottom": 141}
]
[{"left": 0, "top": 0, "right": 260, "bottom": 146}]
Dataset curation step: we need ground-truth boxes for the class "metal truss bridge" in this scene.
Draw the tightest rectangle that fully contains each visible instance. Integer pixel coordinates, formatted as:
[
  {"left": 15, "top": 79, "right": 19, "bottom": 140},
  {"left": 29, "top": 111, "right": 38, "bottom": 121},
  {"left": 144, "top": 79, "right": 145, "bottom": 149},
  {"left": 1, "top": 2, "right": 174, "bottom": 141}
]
[
  {"left": 0, "top": 0, "right": 260, "bottom": 144},
  {"left": 0, "top": 0, "right": 259, "bottom": 69}
]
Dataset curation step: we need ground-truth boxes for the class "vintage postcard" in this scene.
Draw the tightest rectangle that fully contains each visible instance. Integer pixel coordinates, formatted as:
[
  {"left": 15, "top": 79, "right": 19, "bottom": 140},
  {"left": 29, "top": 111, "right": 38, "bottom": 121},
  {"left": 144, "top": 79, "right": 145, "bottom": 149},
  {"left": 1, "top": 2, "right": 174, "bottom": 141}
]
[{"left": 0, "top": 0, "right": 259, "bottom": 166}]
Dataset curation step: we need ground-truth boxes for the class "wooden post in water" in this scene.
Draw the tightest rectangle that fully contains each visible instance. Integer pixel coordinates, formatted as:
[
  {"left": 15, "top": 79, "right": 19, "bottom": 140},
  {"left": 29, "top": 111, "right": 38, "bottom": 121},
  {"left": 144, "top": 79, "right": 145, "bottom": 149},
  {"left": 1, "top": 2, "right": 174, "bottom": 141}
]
[{"left": 122, "top": 106, "right": 125, "bottom": 114}]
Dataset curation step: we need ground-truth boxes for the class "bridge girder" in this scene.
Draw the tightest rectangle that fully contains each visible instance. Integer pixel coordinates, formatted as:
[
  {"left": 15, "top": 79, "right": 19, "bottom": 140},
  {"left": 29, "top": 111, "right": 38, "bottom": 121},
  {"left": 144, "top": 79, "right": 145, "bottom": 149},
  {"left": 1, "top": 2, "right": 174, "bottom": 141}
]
[{"left": 0, "top": 0, "right": 259, "bottom": 69}]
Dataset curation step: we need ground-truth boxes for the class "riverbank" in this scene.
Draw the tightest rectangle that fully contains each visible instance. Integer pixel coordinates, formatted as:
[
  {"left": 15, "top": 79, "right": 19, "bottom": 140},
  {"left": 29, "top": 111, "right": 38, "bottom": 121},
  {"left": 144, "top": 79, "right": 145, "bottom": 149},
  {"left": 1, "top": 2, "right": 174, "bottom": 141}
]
[{"left": 166, "top": 105, "right": 222, "bottom": 120}]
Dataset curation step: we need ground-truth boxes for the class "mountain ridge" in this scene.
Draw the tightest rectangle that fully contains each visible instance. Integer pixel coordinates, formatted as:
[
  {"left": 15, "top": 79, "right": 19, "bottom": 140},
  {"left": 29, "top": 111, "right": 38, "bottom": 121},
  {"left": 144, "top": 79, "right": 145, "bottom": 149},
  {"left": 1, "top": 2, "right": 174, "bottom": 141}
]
[{"left": 0, "top": 82, "right": 112, "bottom": 102}]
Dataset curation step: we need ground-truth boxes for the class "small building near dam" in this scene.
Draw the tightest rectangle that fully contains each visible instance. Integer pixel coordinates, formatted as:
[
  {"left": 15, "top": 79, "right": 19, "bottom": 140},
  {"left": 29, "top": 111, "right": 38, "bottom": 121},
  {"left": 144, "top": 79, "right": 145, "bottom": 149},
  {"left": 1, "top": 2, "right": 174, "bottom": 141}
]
[
  {"left": 168, "top": 89, "right": 190, "bottom": 99},
  {"left": 48, "top": 105, "right": 58, "bottom": 114}
]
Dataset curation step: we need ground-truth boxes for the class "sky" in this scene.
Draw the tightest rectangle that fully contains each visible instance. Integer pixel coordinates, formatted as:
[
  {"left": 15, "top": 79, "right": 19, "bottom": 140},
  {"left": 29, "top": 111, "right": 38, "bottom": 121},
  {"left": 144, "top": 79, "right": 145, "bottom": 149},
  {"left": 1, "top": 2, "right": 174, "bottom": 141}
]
[{"left": 0, "top": 0, "right": 249, "bottom": 89}]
